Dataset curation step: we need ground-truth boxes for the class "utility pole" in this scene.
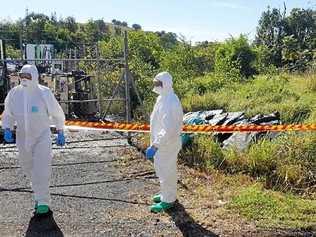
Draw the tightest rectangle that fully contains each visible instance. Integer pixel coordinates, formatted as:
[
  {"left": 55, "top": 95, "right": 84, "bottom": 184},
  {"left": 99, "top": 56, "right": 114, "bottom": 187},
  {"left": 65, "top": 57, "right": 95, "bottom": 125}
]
[
  {"left": 124, "top": 31, "right": 131, "bottom": 124},
  {"left": 96, "top": 43, "right": 102, "bottom": 116},
  {"left": 1, "top": 39, "right": 8, "bottom": 88},
  {"left": 25, "top": 7, "right": 29, "bottom": 44},
  {"left": 19, "top": 28, "right": 23, "bottom": 59},
  {"left": 123, "top": 31, "right": 132, "bottom": 143}
]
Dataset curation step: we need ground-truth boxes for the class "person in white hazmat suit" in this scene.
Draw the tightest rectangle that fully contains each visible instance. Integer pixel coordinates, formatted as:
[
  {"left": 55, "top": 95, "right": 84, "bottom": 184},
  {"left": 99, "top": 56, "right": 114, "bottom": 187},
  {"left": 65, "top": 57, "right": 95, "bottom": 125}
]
[
  {"left": 145, "top": 72, "right": 183, "bottom": 213},
  {"left": 2, "top": 64, "right": 65, "bottom": 216}
]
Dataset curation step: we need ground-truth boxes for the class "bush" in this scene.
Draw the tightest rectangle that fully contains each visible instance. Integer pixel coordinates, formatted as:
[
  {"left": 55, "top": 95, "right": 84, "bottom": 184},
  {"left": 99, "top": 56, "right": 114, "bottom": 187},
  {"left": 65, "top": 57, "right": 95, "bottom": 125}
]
[
  {"left": 193, "top": 41, "right": 219, "bottom": 73},
  {"left": 215, "top": 35, "right": 257, "bottom": 79},
  {"left": 191, "top": 74, "right": 225, "bottom": 95},
  {"left": 6, "top": 45, "right": 21, "bottom": 59}
]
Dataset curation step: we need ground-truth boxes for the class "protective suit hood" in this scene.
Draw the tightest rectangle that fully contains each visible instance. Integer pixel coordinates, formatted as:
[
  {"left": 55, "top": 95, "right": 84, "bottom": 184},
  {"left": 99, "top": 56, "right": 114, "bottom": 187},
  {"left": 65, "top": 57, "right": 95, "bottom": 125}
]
[
  {"left": 153, "top": 72, "right": 174, "bottom": 94},
  {"left": 20, "top": 64, "right": 39, "bottom": 89}
]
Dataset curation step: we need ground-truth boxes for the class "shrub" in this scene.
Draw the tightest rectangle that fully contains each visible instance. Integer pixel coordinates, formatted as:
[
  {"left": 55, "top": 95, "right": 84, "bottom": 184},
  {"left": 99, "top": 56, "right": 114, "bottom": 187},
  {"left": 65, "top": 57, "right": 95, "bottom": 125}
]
[{"left": 215, "top": 35, "right": 257, "bottom": 79}]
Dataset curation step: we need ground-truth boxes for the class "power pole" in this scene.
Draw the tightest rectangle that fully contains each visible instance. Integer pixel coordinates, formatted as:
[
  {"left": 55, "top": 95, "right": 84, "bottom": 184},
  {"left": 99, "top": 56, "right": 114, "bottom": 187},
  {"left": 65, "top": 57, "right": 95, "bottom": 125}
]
[
  {"left": 1, "top": 39, "right": 8, "bottom": 87},
  {"left": 124, "top": 31, "right": 132, "bottom": 143},
  {"left": 19, "top": 29, "right": 23, "bottom": 59},
  {"left": 96, "top": 43, "right": 102, "bottom": 116},
  {"left": 25, "top": 7, "right": 29, "bottom": 44},
  {"left": 124, "top": 31, "right": 131, "bottom": 124}
]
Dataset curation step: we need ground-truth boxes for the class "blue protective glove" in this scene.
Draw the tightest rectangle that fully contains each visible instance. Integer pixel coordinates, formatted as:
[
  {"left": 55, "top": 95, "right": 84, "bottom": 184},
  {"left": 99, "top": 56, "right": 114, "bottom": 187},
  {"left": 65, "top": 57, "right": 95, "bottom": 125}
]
[
  {"left": 145, "top": 146, "right": 157, "bottom": 160},
  {"left": 4, "top": 128, "right": 14, "bottom": 143},
  {"left": 56, "top": 131, "right": 65, "bottom": 146}
]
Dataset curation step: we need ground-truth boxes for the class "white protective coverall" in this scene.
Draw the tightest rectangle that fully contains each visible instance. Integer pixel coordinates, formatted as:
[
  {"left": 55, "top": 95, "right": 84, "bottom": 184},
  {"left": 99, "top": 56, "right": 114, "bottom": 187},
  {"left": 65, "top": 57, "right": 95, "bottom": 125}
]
[
  {"left": 2, "top": 64, "right": 65, "bottom": 206},
  {"left": 150, "top": 72, "right": 183, "bottom": 203}
]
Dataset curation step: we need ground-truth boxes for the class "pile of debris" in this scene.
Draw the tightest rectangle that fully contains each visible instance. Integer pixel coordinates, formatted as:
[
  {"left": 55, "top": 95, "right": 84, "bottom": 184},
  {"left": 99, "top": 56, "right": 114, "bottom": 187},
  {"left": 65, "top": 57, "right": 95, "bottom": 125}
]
[{"left": 182, "top": 110, "right": 281, "bottom": 151}]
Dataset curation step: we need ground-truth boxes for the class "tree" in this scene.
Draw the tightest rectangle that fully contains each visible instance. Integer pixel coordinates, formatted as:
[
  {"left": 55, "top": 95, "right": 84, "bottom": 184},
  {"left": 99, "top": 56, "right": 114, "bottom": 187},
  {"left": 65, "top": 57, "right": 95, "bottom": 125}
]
[
  {"left": 121, "top": 21, "right": 128, "bottom": 27},
  {"left": 215, "top": 35, "right": 256, "bottom": 79},
  {"left": 255, "top": 6, "right": 316, "bottom": 71},
  {"left": 0, "top": 21, "right": 21, "bottom": 49},
  {"left": 132, "top": 24, "right": 142, "bottom": 31},
  {"left": 284, "top": 8, "right": 316, "bottom": 70},
  {"left": 112, "top": 19, "right": 122, "bottom": 26},
  {"left": 85, "top": 19, "right": 103, "bottom": 43},
  {"left": 287, "top": 8, "right": 315, "bottom": 49},
  {"left": 94, "top": 19, "right": 108, "bottom": 34},
  {"left": 63, "top": 16, "right": 77, "bottom": 33},
  {"left": 114, "top": 26, "right": 122, "bottom": 35},
  {"left": 24, "top": 13, "right": 51, "bottom": 43},
  {"left": 6, "top": 45, "right": 20, "bottom": 58},
  {"left": 156, "top": 31, "right": 178, "bottom": 49},
  {"left": 255, "top": 7, "right": 287, "bottom": 67},
  {"left": 161, "top": 43, "right": 201, "bottom": 82},
  {"left": 194, "top": 41, "right": 219, "bottom": 73}
]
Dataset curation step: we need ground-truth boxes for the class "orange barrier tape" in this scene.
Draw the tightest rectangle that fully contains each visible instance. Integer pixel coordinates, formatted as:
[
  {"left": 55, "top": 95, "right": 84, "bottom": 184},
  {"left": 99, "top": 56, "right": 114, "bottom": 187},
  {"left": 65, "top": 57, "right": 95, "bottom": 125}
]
[{"left": 65, "top": 120, "right": 316, "bottom": 133}]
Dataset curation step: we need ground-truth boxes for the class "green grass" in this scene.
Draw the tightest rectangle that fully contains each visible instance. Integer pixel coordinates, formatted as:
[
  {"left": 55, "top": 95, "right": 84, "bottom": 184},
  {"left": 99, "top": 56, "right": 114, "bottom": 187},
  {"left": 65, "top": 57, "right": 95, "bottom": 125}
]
[
  {"left": 180, "top": 132, "right": 316, "bottom": 193},
  {"left": 182, "top": 73, "right": 316, "bottom": 123},
  {"left": 228, "top": 184, "right": 316, "bottom": 230}
]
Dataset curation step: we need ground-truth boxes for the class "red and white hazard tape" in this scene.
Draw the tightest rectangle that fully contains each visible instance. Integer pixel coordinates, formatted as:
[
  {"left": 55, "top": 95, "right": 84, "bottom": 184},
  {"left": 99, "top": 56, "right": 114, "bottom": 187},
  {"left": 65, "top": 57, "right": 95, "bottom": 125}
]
[{"left": 65, "top": 120, "right": 316, "bottom": 133}]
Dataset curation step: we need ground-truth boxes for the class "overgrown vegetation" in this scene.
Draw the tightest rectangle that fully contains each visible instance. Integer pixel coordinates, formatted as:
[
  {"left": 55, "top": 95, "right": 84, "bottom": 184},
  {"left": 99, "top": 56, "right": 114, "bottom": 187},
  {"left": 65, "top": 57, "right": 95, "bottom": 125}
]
[
  {"left": 180, "top": 131, "right": 315, "bottom": 191},
  {"left": 182, "top": 73, "right": 316, "bottom": 122},
  {"left": 180, "top": 72, "right": 316, "bottom": 193}
]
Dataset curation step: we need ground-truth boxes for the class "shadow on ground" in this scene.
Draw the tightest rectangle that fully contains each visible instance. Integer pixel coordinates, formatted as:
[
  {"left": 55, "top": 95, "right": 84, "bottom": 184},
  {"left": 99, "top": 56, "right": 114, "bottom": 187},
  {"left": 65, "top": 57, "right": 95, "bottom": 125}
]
[
  {"left": 25, "top": 210, "right": 64, "bottom": 237},
  {"left": 166, "top": 201, "right": 219, "bottom": 237}
]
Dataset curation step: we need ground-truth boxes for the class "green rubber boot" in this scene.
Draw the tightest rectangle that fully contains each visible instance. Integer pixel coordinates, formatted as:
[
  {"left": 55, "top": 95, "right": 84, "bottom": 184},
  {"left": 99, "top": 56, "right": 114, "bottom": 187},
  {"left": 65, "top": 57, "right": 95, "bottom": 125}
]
[
  {"left": 152, "top": 194, "right": 161, "bottom": 203},
  {"left": 150, "top": 202, "right": 174, "bottom": 213},
  {"left": 36, "top": 205, "right": 49, "bottom": 214}
]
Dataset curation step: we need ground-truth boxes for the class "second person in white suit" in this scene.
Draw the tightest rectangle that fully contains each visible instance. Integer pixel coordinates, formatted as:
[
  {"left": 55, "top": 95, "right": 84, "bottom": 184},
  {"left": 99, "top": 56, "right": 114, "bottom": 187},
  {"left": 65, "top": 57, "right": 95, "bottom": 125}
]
[{"left": 146, "top": 72, "right": 183, "bottom": 213}]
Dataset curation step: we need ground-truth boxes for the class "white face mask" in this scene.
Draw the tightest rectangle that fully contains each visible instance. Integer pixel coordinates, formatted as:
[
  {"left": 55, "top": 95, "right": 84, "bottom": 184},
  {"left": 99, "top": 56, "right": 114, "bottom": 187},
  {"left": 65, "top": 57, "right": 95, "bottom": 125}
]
[
  {"left": 21, "top": 79, "right": 31, "bottom": 87},
  {"left": 153, "top": 86, "right": 163, "bottom": 94}
]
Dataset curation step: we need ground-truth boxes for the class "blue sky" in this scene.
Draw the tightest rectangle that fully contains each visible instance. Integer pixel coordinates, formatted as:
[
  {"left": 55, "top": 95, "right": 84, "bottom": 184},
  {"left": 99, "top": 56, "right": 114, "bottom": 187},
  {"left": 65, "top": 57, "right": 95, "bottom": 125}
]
[{"left": 1, "top": 0, "right": 315, "bottom": 42}]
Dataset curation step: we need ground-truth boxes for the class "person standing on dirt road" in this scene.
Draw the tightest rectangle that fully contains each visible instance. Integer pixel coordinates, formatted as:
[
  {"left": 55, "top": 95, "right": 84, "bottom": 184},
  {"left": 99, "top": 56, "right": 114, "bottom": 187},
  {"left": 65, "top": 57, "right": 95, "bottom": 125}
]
[
  {"left": 2, "top": 64, "right": 65, "bottom": 217},
  {"left": 145, "top": 71, "right": 183, "bottom": 213}
]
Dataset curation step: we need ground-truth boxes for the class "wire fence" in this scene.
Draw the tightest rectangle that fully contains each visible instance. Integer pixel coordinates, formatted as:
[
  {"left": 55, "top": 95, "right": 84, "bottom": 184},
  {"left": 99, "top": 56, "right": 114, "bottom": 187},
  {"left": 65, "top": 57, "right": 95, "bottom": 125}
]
[
  {"left": 0, "top": 32, "right": 134, "bottom": 123},
  {"left": 0, "top": 58, "right": 127, "bottom": 119}
]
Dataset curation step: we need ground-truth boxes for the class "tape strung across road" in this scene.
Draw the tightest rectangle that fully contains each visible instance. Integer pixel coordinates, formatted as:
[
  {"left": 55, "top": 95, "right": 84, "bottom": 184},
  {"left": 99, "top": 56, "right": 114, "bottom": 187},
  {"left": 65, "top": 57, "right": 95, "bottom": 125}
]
[
  {"left": 0, "top": 115, "right": 315, "bottom": 133},
  {"left": 65, "top": 120, "right": 316, "bottom": 134}
]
